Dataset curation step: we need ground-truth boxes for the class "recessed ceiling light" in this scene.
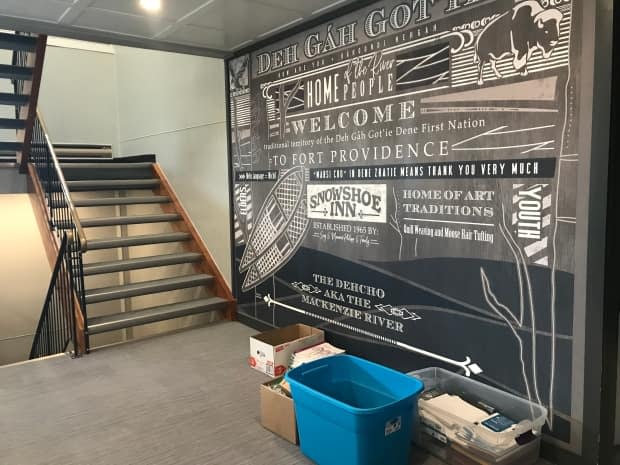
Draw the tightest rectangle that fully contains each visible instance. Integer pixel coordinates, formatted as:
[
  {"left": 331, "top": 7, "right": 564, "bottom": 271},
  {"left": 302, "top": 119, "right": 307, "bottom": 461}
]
[{"left": 139, "top": 0, "right": 161, "bottom": 12}]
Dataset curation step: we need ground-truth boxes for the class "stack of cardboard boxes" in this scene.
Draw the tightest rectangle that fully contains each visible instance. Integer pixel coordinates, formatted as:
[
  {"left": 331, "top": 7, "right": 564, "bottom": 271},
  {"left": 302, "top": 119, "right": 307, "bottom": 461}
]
[{"left": 249, "top": 324, "right": 342, "bottom": 444}]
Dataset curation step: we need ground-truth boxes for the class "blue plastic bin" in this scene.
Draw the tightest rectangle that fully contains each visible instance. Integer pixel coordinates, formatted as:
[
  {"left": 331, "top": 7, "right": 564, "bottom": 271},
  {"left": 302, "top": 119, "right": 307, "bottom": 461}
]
[{"left": 285, "top": 354, "right": 424, "bottom": 465}]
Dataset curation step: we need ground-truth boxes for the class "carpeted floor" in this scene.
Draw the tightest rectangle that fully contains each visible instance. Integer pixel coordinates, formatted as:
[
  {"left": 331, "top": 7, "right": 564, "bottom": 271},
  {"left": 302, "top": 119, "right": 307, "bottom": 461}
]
[{"left": 0, "top": 322, "right": 552, "bottom": 465}]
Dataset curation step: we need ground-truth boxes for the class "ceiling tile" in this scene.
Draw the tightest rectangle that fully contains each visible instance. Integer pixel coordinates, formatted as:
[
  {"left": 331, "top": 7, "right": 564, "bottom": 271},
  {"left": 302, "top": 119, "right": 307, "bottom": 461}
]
[
  {"left": 255, "top": 0, "right": 355, "bottom": 16},
  {"left": 187, "top": 0, "right": 302, "bottom": 39},
  {"left": 0, "top": 0, "right": 362, "bottom": 53},
  {"left": 90, "top": 0, "right": 209, "bottom": 22},
  {"left": 73, "top": 8, "right": 172, "bottom": 38},
  {"left": 165, "top": 24, "right": 227, "bottom": 49},
  {"left": 0, "top": 0, "right": 70, "bottom": 23}
]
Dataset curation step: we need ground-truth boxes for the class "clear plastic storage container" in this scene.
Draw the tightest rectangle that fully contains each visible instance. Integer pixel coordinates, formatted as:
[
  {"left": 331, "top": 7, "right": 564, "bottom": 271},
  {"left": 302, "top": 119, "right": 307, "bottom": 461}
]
[{"left": 409, "top": 367, "right": 547, "bottom": 462}]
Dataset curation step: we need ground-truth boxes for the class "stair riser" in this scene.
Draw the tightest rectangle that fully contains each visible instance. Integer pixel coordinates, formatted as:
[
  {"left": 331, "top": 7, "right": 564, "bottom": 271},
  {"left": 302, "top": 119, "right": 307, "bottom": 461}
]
[
  {"left": 83, "top": 254, "right": 202, "bottom": 276},
  {"left": 0, "top": 93, "right": 29, "bottom": 107},
  {"left": 81, "top": 214, "right": 181, "bottom": 228},
  {"left": 55, "top": 219, "right": 180, "bottom": 230},
  {"left": 0, "top": 65, "right": 33, "bottom": 81},
  {"left": 87, "top": 299, "right": 227, "bottom": 335},
  {"left": 0, "top": 118, "right": 26, "bottom": 130},
  {"left": 62, "top": 167, "right": 155, "bottom": 181},
  {"left": 0, "top": 33, "right": 37, "bottom": 52},
  {"left": 72, "top": 196, "right": 171, "bottom": 207},
  {"left": 85, "top": 276, "right": 213, "bottom": 304},
  {"left": 87, "top": 233, "right": 191, "bottom": 250},
  {"left": 0, "top": 142, "right": 22, "bottom": 152},
  {"left": 67, "top": 180, "right": 160, "bottom": 191},
  {"left": 0, "top": 43, "right": 36, "bottom": 52}
]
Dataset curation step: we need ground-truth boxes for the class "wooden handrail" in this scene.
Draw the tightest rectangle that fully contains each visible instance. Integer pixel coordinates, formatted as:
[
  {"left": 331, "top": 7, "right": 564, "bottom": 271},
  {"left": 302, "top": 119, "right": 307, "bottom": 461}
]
[
  {"left": 19, "top": 34, "right": 47, "bottom": 173},
  {"left": 152, "top": 164, "right": 237, "bottom": 320},
  {"left": 36, "top": 110, "right": 88, "bottom": 252},
  {"left": 28, "top": 163, "right": 61, "bottom": 264}
]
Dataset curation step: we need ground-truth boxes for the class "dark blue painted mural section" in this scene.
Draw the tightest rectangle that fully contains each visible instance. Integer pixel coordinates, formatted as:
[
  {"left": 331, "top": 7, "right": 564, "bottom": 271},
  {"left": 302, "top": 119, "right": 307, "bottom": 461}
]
[{"left": 228, "top": 0, "right": 586, "bottom": 452}]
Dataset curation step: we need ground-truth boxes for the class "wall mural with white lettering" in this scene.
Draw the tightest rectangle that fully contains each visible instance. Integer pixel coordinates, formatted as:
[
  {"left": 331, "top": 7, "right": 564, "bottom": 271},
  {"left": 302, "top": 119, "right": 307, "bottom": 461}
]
[{"left": 228, "top": 0, "right": 587, "bottom": 451}]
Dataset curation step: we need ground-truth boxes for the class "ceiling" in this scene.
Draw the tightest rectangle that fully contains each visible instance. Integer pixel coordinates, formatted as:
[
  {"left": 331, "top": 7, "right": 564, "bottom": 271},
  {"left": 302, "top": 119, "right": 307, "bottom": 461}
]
[{"left": 0, "top": 0, "right": 358, "bottom": 58}]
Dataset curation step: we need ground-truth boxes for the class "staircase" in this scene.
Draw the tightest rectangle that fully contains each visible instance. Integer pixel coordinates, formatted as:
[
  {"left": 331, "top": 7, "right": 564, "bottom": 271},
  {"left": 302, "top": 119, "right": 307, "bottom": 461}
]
[
  {"left": 26, "top": 112, "right": 235, "bottom": 354},
  {"left": 5, "top": 30, "right": 236, "bottom": 355},
  {"left": 51, "top": 156, "right": 236, "bottom": 348},
  {"left": 0, "top": 31, "right": 45, "bottom": 169}
]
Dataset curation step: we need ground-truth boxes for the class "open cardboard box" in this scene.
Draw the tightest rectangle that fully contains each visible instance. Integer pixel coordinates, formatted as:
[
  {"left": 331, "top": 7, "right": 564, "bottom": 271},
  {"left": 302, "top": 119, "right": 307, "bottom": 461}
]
[
  {"left": 260, "top": 377, "right": 298, "bottom": 444},
  {"left": 249, "top": 324, "right": 324, "bottom": 377}
]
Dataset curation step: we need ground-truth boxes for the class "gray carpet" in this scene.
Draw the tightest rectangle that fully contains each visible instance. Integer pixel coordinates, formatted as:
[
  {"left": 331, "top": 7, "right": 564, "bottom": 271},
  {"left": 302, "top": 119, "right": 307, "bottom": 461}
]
[{"left": 0, "top": 322, "right": 551, "bottom": 465}]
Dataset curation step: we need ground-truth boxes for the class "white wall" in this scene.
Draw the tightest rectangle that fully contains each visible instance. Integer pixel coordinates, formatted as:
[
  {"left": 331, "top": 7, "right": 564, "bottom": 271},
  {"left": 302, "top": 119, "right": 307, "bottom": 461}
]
[
  {"left": 38, "top": 43, "right": 120, "bottom": 154},
  {"left": 0, "top": 168, "right": 26, "bottom": 193},
  {"left": 0, "top": 41, "right": 231, "bottom": 359},
  {"left": 38, "top": 41, "right": 230, "bottom": 282},
  {"left": 35, "top": 41, "right": 230, "bottom": 280},
  {"left": 0, "top": 194, "right": 51, "bottom": 365},
  {"left": 114, "top": 46, "right": 231, "bottom": 283},
  {"left": 39, "top": 40, "right": 230, "bottom": 281}
]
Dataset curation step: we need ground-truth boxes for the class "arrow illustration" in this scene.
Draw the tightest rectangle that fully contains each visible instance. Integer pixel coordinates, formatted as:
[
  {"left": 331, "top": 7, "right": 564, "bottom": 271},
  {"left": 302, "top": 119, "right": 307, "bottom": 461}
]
[
  {"left": 291, "top": 282, "right": 322, "bottom": 294},
  {"left": 311, "top": 208, "right": 329, "bottom": 216},
  {"left": 358, "top": 211, "right": 381, "bottom": 219},
  {"left": 375, "top": 304, "right": 422, "bottom": 321},
  {"left": 263, "top": 294, "right": 483, "bottom": 377}
]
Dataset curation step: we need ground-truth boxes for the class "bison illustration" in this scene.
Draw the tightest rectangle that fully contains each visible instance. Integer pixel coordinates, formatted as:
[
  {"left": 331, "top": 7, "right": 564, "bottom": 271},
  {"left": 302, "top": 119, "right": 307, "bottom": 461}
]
[{"left": 473, "top": 0, "right": 563, "bottom": 85}]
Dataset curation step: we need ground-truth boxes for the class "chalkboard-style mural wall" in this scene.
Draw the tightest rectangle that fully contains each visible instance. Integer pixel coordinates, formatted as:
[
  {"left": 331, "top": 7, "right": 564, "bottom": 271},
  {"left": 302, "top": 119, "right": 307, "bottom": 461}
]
[{"left": 227, "top": 0, "right": 595, "bottom": 456}]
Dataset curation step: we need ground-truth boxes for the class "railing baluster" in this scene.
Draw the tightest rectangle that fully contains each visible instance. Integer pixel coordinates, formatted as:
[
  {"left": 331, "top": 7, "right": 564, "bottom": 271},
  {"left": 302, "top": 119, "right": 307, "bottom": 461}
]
[
  {"left": 45, "top": 297, "right": 51, "bottom": 357},
  {"left": 28, "top": 111, "right": 88, "bottom": 359},
  {"left": 29, "top": 234, "right": 78, "bottom": 359},
  {"left": 52, "top": 291, "right": 58, "bottom": 354},
  {"left": 65, "top": 259, "right": 71, "bottom": 349},
  {"left": 68, "top": 265, "right": 75, "bottom": 353},
  {"left": 60, "top": 261, "right": 67, "bottom": 351},
  {"left": 50, "top": 291, "right": 56, "bottom": 356}
]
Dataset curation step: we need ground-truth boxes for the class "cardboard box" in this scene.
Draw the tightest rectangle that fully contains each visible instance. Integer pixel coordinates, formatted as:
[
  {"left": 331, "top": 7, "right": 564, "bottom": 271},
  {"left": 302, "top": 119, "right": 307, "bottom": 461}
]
[
  {"left": 260, "top": 377, "right": 298, "bottom": 444},
  {"left": 249, "top": 324, "right": 324, "bottom": 377}
]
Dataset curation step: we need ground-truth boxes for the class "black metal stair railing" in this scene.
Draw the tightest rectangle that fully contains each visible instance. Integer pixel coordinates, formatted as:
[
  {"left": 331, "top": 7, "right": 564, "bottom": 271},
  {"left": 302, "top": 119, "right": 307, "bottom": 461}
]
[
  {"left": 30, "top": 110, "right": 89, "bottom": 353},
  {"left": 29, "top": 233, "right": 78, "bottom": 359},
  {"left": 11, "top": 33, "right": 28, "bottom": 118},
  {"left": 10, "top": 31, "right": 47, "bottom": 172},
  {"left": 9, "top": 34, "right": 86, "bottom": 357}
]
